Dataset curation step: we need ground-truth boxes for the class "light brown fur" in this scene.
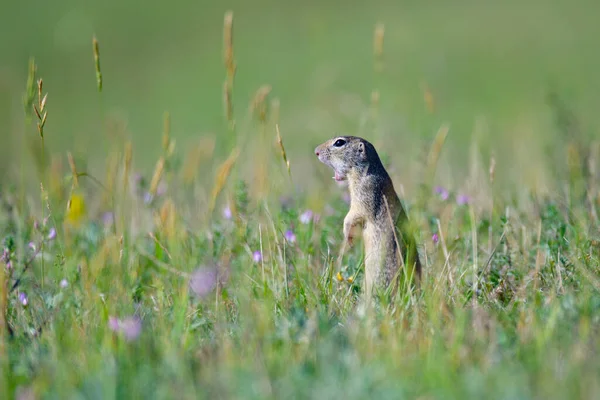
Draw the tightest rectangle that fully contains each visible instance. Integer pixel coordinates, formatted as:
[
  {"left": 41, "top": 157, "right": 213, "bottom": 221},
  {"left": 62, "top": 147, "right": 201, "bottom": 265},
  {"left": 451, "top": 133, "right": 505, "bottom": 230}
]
[{"left": 315, "top": 135, "right": 421, "bottom": 297}]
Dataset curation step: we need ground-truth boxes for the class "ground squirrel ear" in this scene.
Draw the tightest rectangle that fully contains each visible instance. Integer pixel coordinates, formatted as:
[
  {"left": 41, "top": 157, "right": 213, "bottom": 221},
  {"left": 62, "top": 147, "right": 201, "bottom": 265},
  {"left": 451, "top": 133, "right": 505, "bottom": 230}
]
[{"left": 357, "top": 141, "right": 366, "bottom": 158}]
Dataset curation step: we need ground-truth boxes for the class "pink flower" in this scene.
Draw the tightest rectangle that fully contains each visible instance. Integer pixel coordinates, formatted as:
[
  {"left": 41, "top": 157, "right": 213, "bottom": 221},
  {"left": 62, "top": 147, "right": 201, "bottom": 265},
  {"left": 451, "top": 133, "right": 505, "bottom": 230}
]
[
  {"left": 108, "top": 315, "right": 142, "bottom": 341},
  {"left": 284, "top": 230, "right": 296, "bottom": 243},
  {"left": 120, "top": 317, "right": 142, "bottom": 341},
  {"left": 108, "top": 316, "right": 120, "bottom": 332},
  {"left": 299, "top": 210, "right": 313, "bottom": 224},
  {"left": 102, "top": 212, "right": 114, "bottom": 226},
  {"left": 457, "top": 194, "right": 470, "bottom": 206},
  {"left": 143, "top": 192, "right": 153, "bottom": 205},
  {"left": 222, "top": 205, "right": 232, "bottom": 220},
  {"left": 253, "top": 251, "right": 262, "bottom": 263},
  {"left": 432, "top": 233, "right": 439, "bottom": 244},
  {"left": 434, "top": 186, "right": 449, "bottom": 201},
  {"left": 47, "top": 228, "right": 57, "bottom": 240},
  {"left": 18, "top": 292, "right": 28, "bottom": 306},
  {"left": 189, "top": 267, "right": 218, "bottom": 298}
]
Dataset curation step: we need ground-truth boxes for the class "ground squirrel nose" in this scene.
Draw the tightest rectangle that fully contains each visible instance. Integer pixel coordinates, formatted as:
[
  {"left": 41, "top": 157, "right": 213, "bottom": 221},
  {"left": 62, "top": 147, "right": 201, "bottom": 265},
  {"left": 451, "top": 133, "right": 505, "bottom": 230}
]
[{"left": 315, "top": 148, "right": 320, "bottom": 156}]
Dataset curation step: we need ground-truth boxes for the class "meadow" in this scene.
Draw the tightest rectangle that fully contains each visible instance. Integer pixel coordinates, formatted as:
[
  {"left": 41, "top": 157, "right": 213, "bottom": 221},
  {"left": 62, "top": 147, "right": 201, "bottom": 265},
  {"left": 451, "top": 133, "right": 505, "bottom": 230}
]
[{"left": 1, "top": 1, "right": 600, "bottom": 398}]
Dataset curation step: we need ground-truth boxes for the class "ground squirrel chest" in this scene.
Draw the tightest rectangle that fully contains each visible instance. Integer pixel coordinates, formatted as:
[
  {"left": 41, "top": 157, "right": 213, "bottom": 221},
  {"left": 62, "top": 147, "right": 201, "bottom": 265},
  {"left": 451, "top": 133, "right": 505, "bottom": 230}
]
[{"left": 315, "top": 135, "right": 421, "bottom": 297}]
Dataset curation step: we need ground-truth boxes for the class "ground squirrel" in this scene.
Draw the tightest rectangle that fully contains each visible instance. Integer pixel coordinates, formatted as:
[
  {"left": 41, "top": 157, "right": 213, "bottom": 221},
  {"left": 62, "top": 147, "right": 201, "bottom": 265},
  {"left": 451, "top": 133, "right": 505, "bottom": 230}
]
[{"left": 315, "top": 135, "right": 421, "bottom": 297}]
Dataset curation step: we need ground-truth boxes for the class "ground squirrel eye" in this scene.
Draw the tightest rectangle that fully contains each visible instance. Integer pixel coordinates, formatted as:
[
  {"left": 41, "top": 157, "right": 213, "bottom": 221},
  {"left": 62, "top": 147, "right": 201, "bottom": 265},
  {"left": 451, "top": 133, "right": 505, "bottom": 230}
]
[{"left": 333, "top": 139, "right": 346, "bottom": 147}]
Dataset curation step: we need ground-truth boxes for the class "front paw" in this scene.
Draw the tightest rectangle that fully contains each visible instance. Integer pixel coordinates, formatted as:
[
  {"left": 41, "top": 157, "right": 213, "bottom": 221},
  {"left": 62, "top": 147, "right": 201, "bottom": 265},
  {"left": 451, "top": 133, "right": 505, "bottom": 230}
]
[
  {"left": 345, "top": 233, "right": 354, "bottom": 247},
  {"left": 343, "top": 224, "right": 353, "bottom": 247}
]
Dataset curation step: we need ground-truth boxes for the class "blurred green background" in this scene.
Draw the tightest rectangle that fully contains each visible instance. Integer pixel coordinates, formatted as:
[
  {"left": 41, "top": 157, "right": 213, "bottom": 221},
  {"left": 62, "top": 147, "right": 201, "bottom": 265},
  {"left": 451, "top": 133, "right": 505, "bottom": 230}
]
[{"left": 1, "top": 0, "right": 599, "bottom": 188}]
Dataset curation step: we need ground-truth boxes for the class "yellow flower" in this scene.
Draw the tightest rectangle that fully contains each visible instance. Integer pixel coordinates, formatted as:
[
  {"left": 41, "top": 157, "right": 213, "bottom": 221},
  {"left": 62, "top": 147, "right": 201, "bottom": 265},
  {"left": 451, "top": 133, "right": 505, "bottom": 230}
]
[
  {"left": 65, "top": 191, "right": 86, "bottom": 227},
  {"left": 336, "top": 272, "right": 344, "bottom": 282},
  {"left": 347, "top": 276, "right": 354, "bottom": 284}
]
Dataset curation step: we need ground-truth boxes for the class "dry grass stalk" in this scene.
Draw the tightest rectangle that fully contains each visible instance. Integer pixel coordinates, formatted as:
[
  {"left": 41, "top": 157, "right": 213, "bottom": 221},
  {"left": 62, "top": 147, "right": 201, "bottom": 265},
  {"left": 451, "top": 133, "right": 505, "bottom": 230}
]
[
  {"left": 373, "top": 22, "right": 385, "bottom": 58},
  {"left": 33, "top": 79, "right": 48, "bottom": 139},
  {"left": 166, "top": 140, "right": 176, "bottom": 158},
  {"left": 158, "top": 198, "right": 177, "bottom": 239},
  {"left": 251, "top": 85, "right": 272, "bottom": 123},
  {"left": 67, "top": 152, "right": 79, "bottom": 188},
  {"left": 149, "top": 157, "right": 165, "bottom": 196},
  {"left": 223, "top": 11, "right": 235, "bottom": 79},
  {"left": 182, "top": 136, "right": 216, "bottom": 185},
  {"left": 223, "top": 81, "right": 234, "bottom": 125},
  {"left": 223, "top": 11, "right": 236, "bottom": 127},
  {"left": 489, "top": 154, "right": 496, "bottom": 185},
  {"left": 373, "top": 22, "right": 385, "bottom": 72},
  {"left": 209, "top": 147, "right": 240, "bottom": 214},
  {"left": 93, "top": 36, "right": 103, "bottom": 92},
  {"left": 275, "top": 124, "right": 291, "bottom": 179},
  {"left": 425, "top": 123, "right": 450, "bottom": 183},
  {"left": 422, "top": 82, "right": 435, "bottom": 114}
]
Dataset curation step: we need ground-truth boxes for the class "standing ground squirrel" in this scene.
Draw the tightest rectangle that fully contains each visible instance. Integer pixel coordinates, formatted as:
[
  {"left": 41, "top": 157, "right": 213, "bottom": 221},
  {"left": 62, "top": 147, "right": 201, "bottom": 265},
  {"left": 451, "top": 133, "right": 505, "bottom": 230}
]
[{"left": 315, "top": 135, "right": 421, "bottom": 297}]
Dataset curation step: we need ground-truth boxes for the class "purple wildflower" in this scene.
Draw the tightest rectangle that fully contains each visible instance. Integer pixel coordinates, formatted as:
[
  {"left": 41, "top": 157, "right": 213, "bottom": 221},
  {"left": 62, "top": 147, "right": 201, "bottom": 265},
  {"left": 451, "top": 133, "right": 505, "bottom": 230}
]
[
  {"left": 102, "top": 212, "right": 114, "bottom": 226},
  {"left": 434, "top": 186, "right": 449, "bottom": 201},
  {"left": 189, "top": 267, "right": 218, "bottom": 298},
  {"left": 47, "top": 228, "right": 57, "bottom": 241},
  {"left": 1, "top": 248, "right": 8, "bottom": 263},
  {"left": 222, "top": 205, "right": 232, "bottom": 220},
  {"left": 253, "top": 250, "right": 262, "bottom": 263},
  {"left": 108, "top": 316, "right": 142, "bottom": 341},
  {"left": 299, "top": 210, "right": 313, "bottom": 225},
  {"left": 18, "top": 292, "right": 28, "bottom": 306},
  {"left": 143, "top": 192, "right": 153, "bottom": 205},
  {"left": 432, "top": 233, "right": 439, "bottom": 244},
  {"left": 284, "top": 230, "right": 296, "bottom": 243},
  {"left": 28, "top": 242, "right": 36, "bottom": 252},
  {"left": 119, "top": 317, "right": 142, "bottom": 341},
  {"left": 108, "top": 316, "right": 120, "bottom": 332},
  {"left": 6, "top": 262, "right": 11, "bottom": 270},
  {"left": 456, "top": 194, "right": 470, "bottom": 206},
  {"left": 60, "top": 279, "right": 69, "bottom": 289}
]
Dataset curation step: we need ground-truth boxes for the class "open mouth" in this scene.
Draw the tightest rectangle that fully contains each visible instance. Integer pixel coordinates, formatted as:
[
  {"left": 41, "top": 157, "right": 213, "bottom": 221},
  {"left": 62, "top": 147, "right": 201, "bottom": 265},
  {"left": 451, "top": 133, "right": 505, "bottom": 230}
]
[
  {"left": 333, "top": 171, "right": 346, "bottom": 181},
  {"left": 316, "top": 154, "right": 346, "bottom": 181}
]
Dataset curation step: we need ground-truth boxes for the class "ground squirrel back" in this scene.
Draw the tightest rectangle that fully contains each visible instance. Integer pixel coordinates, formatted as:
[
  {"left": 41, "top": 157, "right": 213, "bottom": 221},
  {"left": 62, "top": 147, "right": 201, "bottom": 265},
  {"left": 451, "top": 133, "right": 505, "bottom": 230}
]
[{"left": 315, "top": 135, "right": 421, "bottom": 297}]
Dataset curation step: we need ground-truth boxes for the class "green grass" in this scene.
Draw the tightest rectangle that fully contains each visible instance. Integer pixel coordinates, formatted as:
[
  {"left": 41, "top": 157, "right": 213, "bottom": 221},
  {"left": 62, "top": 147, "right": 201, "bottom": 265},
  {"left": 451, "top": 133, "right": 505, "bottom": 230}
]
[{"left": 2, "top": 1, "right": 600, "bottom": 399}]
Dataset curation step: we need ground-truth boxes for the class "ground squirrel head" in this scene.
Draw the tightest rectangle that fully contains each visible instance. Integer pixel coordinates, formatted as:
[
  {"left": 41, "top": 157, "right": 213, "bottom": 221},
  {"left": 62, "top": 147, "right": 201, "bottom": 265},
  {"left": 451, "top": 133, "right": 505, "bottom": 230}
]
[{"left": 314, "top": 136, "right": 381, "bottom": 181}]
